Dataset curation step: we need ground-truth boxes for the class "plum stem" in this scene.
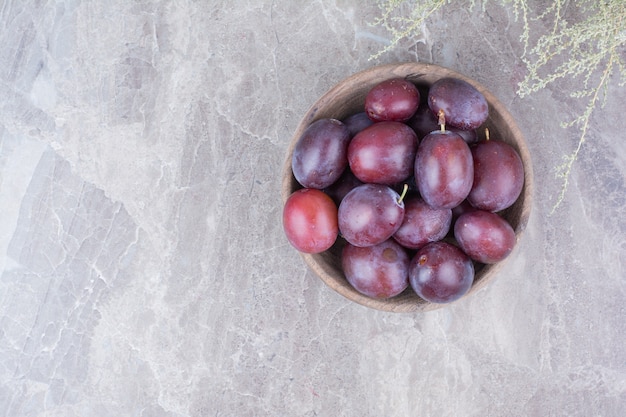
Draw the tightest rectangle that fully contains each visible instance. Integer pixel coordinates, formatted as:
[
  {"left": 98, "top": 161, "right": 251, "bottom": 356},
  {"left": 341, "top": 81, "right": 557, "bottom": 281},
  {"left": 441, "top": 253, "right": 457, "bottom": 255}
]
[
  {"left": 485, "top": 127, "right": 490, "bottom": 141},
  {"left": 397, "top": 183, "right": 409, "bottom": 204},
  {"left": 438, "top": 109, "right": 446, "bottom": 132}
]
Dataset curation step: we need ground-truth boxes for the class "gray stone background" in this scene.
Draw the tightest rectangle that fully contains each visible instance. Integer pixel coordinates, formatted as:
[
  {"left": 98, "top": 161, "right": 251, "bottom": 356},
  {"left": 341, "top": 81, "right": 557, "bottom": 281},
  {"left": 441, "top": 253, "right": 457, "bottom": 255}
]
[{"left": 0, "top": 1, "right": 624, "bottom": 416}]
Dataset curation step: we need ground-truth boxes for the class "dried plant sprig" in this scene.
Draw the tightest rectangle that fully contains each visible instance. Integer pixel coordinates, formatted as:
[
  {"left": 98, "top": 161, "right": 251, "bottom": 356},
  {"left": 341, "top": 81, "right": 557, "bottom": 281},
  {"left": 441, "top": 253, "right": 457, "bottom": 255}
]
[
  {"left": 517, "top": 1, "right": 625, "bottom": 97},
  {"left": 516, "top": 0, "right": 626, "bottom": 212},
  {"left": 548, "top": 42, "right": 624, "bottom": 213},
  {"left": 371, "top": 0, "right": 626, "bottom": 213},
  {"left": 371, "top": 0, "right": 531, "bottom": 59},
  {"left": 501, "top": 0, "right": 531, "bottom": 57},
  {"left": 369, "top": 0, "right": 450, "bottom": 60}
]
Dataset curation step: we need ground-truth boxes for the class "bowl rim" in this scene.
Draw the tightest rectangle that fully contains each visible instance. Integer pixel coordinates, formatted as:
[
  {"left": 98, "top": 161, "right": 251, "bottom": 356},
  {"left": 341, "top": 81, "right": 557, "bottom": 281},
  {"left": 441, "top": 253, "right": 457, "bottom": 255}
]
[{"left": 281, "top": 62, "right": 534, "bottom": 313}]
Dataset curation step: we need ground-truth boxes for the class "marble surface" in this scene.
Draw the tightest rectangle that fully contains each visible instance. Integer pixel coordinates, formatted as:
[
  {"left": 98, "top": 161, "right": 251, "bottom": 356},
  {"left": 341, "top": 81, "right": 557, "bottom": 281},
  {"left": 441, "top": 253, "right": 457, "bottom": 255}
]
[{"left": 1, "top": 1, "right": 625, "bottom": 416}]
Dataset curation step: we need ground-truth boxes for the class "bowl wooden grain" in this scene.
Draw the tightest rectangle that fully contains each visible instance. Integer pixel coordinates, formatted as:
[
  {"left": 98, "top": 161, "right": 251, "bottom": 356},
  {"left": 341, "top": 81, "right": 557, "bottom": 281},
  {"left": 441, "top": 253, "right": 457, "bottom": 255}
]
[{"left": 281, "top": 63, "right": 533, "bottom": 312}]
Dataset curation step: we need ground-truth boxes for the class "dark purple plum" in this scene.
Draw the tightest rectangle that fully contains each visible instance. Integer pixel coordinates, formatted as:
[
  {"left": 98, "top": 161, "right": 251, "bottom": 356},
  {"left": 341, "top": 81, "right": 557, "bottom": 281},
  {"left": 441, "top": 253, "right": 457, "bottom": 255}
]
[
  {"left": 323, "top": 169, "right": 364, "bottom": 206},
  {"left": 449, "top": 126, "right": 478, "bottom": 144},
  {"left": 408, "top": 105, "right": 440, "bottom": 139},
  {"left": 365, "top": 78, "right": 420, "bottom": 122},
  {"left": 292, "top": 118, "right": 351, "bottom": 189},
  {"left": 342, "top": 239, "right": 410, "bottom": 299},
  {"left": 342, "top": 112, "right": 374, "bottom": 137},
  {"left": 338, "top": 183, "right": 405, "bottom": 247},
  {"left": 415, "top": 130, "right": 474, "bottom": 209},
  {"left": 409, "top": 104, "right": 478, "bottom": 144},
  {"left": 454, "top": 210, "right": 516, "bottom": 264},
  {"left": 428, "top": 77, "right": 488, "bottom": 130},
  {"left": 393, "top": 196, "right": 452, "bottom": 250},
  {"left": 348, "top": 121, "right": 418, "bottom": 185},
  {"left": 409, "top": 241, "right": 474, "bottom": 303},
  {"left": 451, "top": 199, "right": 478, "bottom": 222},
  {"left": 467, "top": 139, "right": 524, "bottom": 212}
]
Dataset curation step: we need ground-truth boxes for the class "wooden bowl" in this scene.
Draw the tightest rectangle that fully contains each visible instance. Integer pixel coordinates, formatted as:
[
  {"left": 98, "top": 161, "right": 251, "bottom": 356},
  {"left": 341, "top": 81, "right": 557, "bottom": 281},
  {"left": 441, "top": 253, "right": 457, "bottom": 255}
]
[{"left": 281, "top": 63, "right": 533, "bottom": 312}]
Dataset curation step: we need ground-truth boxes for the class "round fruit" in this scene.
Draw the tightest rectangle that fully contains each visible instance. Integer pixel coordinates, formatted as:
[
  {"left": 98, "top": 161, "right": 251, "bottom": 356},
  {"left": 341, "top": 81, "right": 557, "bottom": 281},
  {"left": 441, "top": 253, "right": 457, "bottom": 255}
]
[
  {"left": 365, "top": 78, "right": 420, "bottom": 122},
  {"left": 348, "top": 121, "right": 418, "bottom": 185},
  {"left": 323, "top": 169, "right": 364, "bottom": 206},
  {"left": 408, "top": 104, "right": 440, "bottom": 139},
  {"left": 338, "top": 183, "right": 405, "bottom": 247},
  {"left": 291, "top": 118, "right": 351, "bottom": 189},
  {"left": 454, "top": 210, "right": 516, "bottom": 264},
  {"left": 428, "top": 77, "right": 488, "bottom": 130},
  {"left": 451, "top": 199, "right": 478, "bottom": 222},
  {"left": 415, "top": 130, "right": 474, "bottom": 209},
  {"left": 409, "top": 104, "right": 478, "bottom": 143},
  {"left": 409, "top": 241, "right": 474, "bottom": 303},
  {"left": 283, "top": 188, "right": 338, "bottom": 254},
  {"left": 342, "top": 239, "right": 410, "bottom": 299},
  {"left": 449, "top": 126, "right": 478, "bottom": 144},
  {"left": 393, "top": 196, "right": 452, "bottom": 250},
  {"left": 468, "top": 139, "right": 524, "bottom": 212},
  {"left": 342, "top": 112, "right": 374, "bottom": 137}
]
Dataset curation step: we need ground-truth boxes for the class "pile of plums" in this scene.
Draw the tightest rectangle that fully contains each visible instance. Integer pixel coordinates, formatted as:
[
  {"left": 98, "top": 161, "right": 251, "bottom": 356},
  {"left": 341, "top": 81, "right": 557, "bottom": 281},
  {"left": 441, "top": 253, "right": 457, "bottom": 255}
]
[{"left": 283, "top": 76, "right": 524, "bottom": 304}]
